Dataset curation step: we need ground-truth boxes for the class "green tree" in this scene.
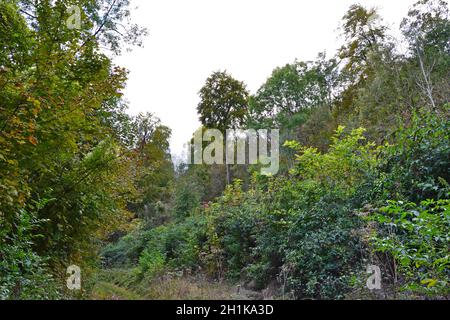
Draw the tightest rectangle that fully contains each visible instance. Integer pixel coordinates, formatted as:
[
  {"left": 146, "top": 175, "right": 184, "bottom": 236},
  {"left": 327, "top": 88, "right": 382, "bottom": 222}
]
[
  {"left": 0, "top": 0, "right": 148, "bottom": 297},
  {"left": 132, "top": 113, "right": 174, "bottom": 223},
  {"left": 197, "top": 71, "right": 249, "bottom": 184},
  {"left": 401, "top": 0, "right": 450, "bottom": 110},
  {"left": 249, "top": 55, "right": 337, "bottom": 130},
  {"left": 338, "top": 4, "right": 387, "bottom": 84},
  {"left": 197, "top": 71, "right": 249, "bottom": 131},
  {"left": 335, "top": 4, "right": 387, "bottom": 121}
]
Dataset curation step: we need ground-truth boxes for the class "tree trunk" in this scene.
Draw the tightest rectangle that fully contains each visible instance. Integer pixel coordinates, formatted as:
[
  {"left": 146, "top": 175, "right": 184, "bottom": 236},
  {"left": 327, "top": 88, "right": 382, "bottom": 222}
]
[{"left": 226, "top": 164, "right": 231, "bottom": 185}]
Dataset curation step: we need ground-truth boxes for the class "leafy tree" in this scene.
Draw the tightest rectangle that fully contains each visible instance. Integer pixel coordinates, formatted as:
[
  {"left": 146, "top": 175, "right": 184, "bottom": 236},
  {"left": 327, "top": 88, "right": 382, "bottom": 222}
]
[
  {"left": 334, "top": 4, "right": 388, "bottom": 122},
  {"left": 401, "top": 0, "right": 450, "bottom": 54},
  {"left": 401, "top": 0, "right": 450, "bottom": 110},
  {"left": 0, "top": 0, "right": 148, "bottom": 297},
  {"left": 197, "top": 71, "right": 249, "bottom": 184},
  {"left": 247, "top": 54, "right": 339, "bottom": 171},
  {"left": 249, "top": 55, "right": 338, "bottom": 130},
  {"left": 197, "top": 71, "right": 249, "bottom": 131},
  {"left": 132, "top": 113, "right": 174, "bottom": 223},
  {"left": 338, "top": 4, "right": 387, "bottom": 84},
  {"left": 369, "top": 199, "right": 450, "bottom": 296},
  {"left": 0, "top": 199, "right": 61, "bottom": 300}
]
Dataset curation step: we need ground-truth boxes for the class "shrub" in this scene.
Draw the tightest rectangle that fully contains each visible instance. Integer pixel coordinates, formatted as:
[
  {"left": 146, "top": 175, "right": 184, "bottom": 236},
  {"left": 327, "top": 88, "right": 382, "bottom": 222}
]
[
  {"left": 197, "top": 128, "right": 380, "bottom": 298},
  {"left": 101, "top": 231, "right": 147, "bottom": 268},
  {"left": 369, "top": 199, "right": 450, "bottom": 296},
  {"left": 138, "top": 248, "right": 166, "bottom": 279},
  {"left": 0, "top": 201, "right": 61, "bottom": 300},
  {"left": 379, "top": 111, "right": 450, "bottom": 202}
]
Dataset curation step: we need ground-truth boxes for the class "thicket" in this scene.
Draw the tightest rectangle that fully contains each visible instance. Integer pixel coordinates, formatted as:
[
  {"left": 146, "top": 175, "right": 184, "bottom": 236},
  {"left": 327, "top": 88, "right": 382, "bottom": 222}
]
[
  {"left": 101, "top": 0, "right": 449, "bottom": 299},
  {"left": 103, "top": 111, "right": 449, "bottom": 299},
  {"left": 1, "top": 0, "right": 449, "bottom": 300},
  {"left": 0, "top": 0, "right": 171, "bottom": 299}
]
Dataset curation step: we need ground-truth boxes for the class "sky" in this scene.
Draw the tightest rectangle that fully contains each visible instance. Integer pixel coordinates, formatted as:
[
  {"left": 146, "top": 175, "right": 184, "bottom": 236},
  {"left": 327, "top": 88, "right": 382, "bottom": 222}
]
[{"left": 114, "top": 0, "right": 419, "bottom": 157}]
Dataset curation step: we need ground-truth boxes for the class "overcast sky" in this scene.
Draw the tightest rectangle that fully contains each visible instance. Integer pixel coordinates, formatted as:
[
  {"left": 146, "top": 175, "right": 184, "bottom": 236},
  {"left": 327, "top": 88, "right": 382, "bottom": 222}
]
[{"left": 114, "top": 0, "right": 419, "bottom": 157}]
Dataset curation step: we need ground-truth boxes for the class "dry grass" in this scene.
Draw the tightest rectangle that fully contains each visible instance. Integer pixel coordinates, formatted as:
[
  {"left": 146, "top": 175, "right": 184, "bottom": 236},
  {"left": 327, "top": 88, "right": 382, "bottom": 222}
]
[{"left": 89, "top": 269, "right": 261, "bottom": 300}]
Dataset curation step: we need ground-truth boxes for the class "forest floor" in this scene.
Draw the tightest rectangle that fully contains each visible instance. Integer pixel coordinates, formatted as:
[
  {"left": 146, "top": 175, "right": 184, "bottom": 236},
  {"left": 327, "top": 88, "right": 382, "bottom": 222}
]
[
  {"left": 89, "top": 270, "right": 266, "bottom": 300},
  {"left": 88, "top": 269, "right": 443, "bottom": 300}
]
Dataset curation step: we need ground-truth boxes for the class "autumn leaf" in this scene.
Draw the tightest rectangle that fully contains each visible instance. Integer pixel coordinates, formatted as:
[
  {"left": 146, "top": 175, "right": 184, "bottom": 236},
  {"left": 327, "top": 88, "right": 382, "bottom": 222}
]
[{"left": 28, "top": 136, "right": 38, "bottom": 145}]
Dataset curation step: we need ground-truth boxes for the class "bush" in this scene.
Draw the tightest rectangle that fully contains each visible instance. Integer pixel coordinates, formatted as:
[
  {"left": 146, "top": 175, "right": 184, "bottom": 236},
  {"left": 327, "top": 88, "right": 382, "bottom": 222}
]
[
  {"left": 98, "top": 112, "right": 449, "bottom": 300},
  {"left": 369, "top": 199, "right": 450, "bottom": 296},
  {"left": 101, "top": 231, "right": 147, "bottom": 268},
  {"left": 138, "top": 248, "right": 166, "bottom": 279},
  {"left": 196, "top": 127, "right": 379, "bottom": 298},
  {"left": 140, "top": 218, "right": 207, "bottom": 273},
  {"left": 379, "top": 111, "right": 450, "bottom": 202},
  {"left": 0, "top": 201, "right": 61, "bottom": 300}
]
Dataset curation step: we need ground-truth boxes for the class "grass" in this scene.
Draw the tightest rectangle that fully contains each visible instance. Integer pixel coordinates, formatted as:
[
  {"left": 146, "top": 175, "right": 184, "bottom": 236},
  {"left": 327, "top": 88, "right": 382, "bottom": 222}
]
[
  {"left": 89, "top": 268, "right": 261, "bottom": 300},
  {"left": 91, "top": 281, "right": 142, "bottom": 300}
]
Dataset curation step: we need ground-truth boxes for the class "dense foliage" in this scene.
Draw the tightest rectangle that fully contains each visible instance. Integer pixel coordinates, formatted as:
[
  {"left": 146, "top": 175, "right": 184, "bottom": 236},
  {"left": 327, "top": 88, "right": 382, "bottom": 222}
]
[
  {"left": 0, "top": 0, "right": 171, "bottom": 299},
  {"left": 102, "top": 112, "right": 449, "bottom": 299},
  {"left": 1, "top": 0, "right": 449, "bottom": 300}
]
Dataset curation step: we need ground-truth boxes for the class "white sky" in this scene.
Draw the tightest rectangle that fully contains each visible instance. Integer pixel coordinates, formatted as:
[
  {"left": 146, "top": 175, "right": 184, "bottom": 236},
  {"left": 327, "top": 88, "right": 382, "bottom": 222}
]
[{"left": 114, "top": 0, "right": 419, "bottom": 157}]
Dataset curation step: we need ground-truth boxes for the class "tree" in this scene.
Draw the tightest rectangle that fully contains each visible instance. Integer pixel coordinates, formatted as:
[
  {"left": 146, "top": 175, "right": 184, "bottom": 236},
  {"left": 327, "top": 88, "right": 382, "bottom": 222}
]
[
  {"left": 132, "top": 113, "right": 174, "bottom": 223},
  {"left": 249, "top": 54, "right": 338, "bottom": 129},
  {"left": 197, "top": 71, "right": 249, "bottom": 184},
  {"left": 338, "top": 5, "right": 387, "bottom": 83},
  {"left": 247, "top": 55, "right": 338, "bottom": 171},
  {"left": 401, "top": 0, "right": 450, "bottom": 54},
  {"left": 401, "top": 0, "right": 450, "bottom": 110},
  {"left": 0, "top": 0, "right": 148, "bottom": 297},
  {"left": 334, "top": 4, "right": 388, "bottom": 120}
]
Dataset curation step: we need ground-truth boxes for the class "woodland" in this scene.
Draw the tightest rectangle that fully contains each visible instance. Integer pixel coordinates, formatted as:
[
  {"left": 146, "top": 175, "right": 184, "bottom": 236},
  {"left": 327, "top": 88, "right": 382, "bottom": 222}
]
[{"left": 0, "top": 0, "right": 449, "bottom": 300}]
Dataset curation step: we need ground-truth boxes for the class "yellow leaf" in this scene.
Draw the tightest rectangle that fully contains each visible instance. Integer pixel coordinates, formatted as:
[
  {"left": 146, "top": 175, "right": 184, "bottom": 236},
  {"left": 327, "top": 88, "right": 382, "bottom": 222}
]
[{"left": 421, "top": 279, "right": 438, "bottom": 288}]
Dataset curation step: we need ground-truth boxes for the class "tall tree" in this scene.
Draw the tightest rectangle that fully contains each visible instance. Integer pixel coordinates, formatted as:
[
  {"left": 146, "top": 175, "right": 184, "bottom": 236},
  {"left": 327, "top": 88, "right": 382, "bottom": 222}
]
[
  {"left": 249, "top": 54, "right": 338, "bottom": 130},
  {"left": 335, "top": 4, "right": 387, "bottom": 119},
  {"left": 338, "top": 4, "right": 387, "bottom": 83},
  {"left": 132, "top": 113, "right": 174, "bottom": 222},
  {"left": 197, "top": 71, "right": 249, "bottom": 184},
  {"left": 401, "top": 0, "right": 450, "bottom": 110},
  {"left": 0, "top": 0, "right": 147, "bottom": 298}
]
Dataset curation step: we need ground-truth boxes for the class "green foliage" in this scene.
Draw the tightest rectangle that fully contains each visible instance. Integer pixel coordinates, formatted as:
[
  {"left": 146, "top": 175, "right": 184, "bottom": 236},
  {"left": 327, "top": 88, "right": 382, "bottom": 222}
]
[
  {"left": 283, "top": 199, "right": 361, "bottom": 299},
  {"left": 173, "top": 164, "right": 208, "bottom": 218},
  {"left": 98, "top": 1, "right": 449, "bottom": 301},
  {"left": 379, "top": 110, "right": 450, "bottom": 202},
  {"left": 2, "top": 0, "right": 450, "bottom": 301},
  {"left": 401, "top": 0, "right": 450, "bottom": 54},
  {"left": 138, "top": 248, "right": 166, "bottom": 279},
  {"left": 155, "top": 116, "right": 448, "bottom": 299},
  {"left": 191, "top": 128, "right": 379, "bottom": 298},
  {"left": 103, "top": 215, "right": 208, "bottom": 279},
  {"left": 339, "top": 4, "right": 387, "bottom": 84},
  {"left": 197, "top": 70, "right": 249, "bottom": 131},
  {"left": 131, "top": 112, "right": 174, "bottom": 222},
  {"left": 0, "top": 200, "right": 61, "bottom": 300},
  {"left": 112, "top": 115, "right": 448, "bottom": 299},
  {"left": 248, "top": 55, "right": 339, "bottom": 168},
  {"left": 288, "top": 127, "right": 381, "bottom": 197},
  {"left": 369, "top": 199, "right": 449, "bottom": 295},
  {"left": 249, "top": 55, "right": 337, "bottom": 130},
  {"left": 0, "top": 0, "right": 161, "bottom": 299},
  {"left": 102, "top": 231, "right": 147, "bottom": 268},
  {"left": 142, "top": 218, "right": 206, "bottom": 271}
]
